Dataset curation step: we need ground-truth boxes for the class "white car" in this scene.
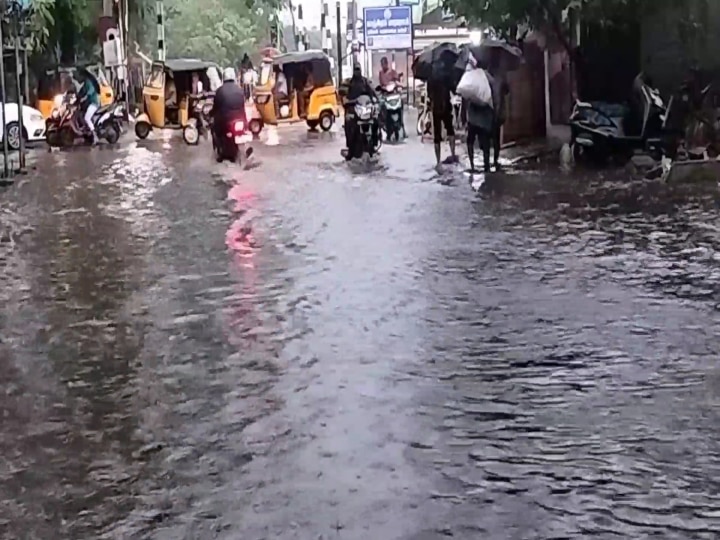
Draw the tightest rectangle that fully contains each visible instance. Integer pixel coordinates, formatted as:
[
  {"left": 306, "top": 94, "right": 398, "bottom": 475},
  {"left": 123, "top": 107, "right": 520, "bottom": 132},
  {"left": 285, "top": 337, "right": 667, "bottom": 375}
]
[{"left": 0, "top": 103, "right": 46, "bottom": 150}]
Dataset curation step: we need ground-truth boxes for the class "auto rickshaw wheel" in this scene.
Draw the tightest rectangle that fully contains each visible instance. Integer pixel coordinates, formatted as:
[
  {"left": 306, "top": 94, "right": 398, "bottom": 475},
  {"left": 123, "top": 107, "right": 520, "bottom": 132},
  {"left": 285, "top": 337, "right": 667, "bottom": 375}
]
[
  {"left": 135, "top": 121, "right": 151, "bottom": 140},
  {"left": 249, "top": 118, "right": 263, "bottom": 136},
  {"left": 183, "top": 124, "right": 199, "bottom": 145},
  {"left": 319, "top": 111, "right": 334, "bottom": 132}
]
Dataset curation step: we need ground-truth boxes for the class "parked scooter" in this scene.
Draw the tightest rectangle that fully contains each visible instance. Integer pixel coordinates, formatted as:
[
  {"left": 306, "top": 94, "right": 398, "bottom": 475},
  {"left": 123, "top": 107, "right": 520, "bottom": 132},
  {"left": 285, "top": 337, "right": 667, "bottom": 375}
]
[
  {"left": 377, "top": 82, "right": 405, "bottom": 142},
  {"left": 417, "top": 85, "right": 432, "bottom": 137},
  {"left": 183, "top": 95, "right": 213, "bottom": 145},
  {"left": 343, "top": 94, "right": 381, "bottom": 160},
  {"left": 569, "top": 73, "right": 677, "bottom": 162},
  {"left": 46, "top": 92, "right": 123, "bottom": 147},
  {"left": 211, "top": 116, "right": 253, "bottom": 164}
]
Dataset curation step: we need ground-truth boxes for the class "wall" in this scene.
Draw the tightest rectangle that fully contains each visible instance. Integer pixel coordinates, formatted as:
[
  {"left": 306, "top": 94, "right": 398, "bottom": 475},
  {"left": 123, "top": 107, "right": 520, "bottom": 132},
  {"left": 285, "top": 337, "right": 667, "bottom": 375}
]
[{"left": 503, "top": 41, "right": 546, "bottom": 141}]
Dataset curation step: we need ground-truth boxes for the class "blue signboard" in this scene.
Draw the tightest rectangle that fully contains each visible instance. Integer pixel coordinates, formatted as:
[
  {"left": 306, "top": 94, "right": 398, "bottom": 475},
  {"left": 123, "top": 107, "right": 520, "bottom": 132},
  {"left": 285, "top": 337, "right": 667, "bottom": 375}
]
[{"left": 363, "top": 6, "right": 413, "bottom": 50}]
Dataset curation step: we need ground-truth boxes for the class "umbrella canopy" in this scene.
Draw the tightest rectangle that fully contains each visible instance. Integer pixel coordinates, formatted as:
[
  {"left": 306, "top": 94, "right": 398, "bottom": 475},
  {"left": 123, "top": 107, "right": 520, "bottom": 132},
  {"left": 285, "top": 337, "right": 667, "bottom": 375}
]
[
  {"left": 259, "top": 47, "right": 282, "bottom": 59},
  {"left": 412, "top": 42, "right": 459, "bottom": 84},
  {"left": 457, "top": 40, "right": 523, "bottom": 74}
]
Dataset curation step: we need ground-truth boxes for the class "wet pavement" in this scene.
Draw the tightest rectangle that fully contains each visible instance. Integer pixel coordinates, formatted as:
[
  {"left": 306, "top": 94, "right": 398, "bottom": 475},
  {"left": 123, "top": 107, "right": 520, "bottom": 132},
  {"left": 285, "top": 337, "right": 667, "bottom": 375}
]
[{"left": 1, "top": 126, "right": 720, "bottom": 539}]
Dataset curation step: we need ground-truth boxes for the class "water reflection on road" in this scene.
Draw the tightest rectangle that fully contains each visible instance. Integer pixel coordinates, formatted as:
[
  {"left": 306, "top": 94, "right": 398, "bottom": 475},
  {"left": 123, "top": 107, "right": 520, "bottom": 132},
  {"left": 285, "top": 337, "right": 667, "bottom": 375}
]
[{"left": 1, "top": 133, "right": 719, "bottom": 539}]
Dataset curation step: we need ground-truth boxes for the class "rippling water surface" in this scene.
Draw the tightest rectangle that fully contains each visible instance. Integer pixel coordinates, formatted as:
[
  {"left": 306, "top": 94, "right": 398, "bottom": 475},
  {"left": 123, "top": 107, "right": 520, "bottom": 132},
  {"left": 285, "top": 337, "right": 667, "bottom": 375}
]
[{"left": 1, "top": 134, "right": 719, "bottom": 539}]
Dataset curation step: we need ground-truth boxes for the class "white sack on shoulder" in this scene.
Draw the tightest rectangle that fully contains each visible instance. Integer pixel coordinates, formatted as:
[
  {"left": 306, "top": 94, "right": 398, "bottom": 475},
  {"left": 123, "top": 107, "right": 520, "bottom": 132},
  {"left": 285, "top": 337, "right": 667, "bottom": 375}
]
[{"left": 456, "top": 68, "right": 493, "bottom": 107}]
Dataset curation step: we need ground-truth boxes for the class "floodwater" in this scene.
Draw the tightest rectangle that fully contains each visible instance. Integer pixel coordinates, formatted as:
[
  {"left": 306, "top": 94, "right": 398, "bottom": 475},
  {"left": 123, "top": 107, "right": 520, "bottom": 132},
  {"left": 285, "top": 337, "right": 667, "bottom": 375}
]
[{"left": 1, "top": 129, "right": 719, "bottom": 539}]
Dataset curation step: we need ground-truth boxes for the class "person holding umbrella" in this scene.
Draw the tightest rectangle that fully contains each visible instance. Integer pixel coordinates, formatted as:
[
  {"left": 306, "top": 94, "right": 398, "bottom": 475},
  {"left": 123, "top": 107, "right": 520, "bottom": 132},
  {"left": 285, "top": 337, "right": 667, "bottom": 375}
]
[{"left": 428, "top": 76, "right": 457, "bottom": 168}]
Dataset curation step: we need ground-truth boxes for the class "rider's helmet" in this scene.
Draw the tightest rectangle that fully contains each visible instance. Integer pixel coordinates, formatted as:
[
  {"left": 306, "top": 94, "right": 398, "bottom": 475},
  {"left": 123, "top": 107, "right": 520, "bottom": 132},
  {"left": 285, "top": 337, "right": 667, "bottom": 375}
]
[{"left": 223, "top": 67, "right": 237, "bottom": 82}]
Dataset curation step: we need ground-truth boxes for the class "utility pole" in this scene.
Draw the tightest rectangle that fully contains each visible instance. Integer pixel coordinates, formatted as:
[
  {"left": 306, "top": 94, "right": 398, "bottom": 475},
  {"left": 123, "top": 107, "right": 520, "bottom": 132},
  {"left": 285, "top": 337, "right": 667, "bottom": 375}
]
[
  {"left": 351, "top": 0, "right": 358, "bottom": 65},
  {"left": 0, "top": 12, "right": 8, "bottom": 178},
  {"left": 156, "top": 0, "right": 165, "bottom": 61},
  {"left": 320, "top": 2, "right": 328, "bottom": 54},
  {"left": 335, "top": 1, "right": 342, "bottom": 86},
  {"left": 13, "top": 5, "right": 25, "bottom": 170}
]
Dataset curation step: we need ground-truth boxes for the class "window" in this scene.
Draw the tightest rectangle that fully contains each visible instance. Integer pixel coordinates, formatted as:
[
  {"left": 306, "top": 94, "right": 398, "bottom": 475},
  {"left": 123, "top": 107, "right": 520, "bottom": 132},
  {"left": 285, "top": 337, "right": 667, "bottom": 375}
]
[
  {"left": 147, "top": 65, "right": 164, "bottom": 88},
  {"left": 259, "top": 63, "right": 273, "bottom": 86}
]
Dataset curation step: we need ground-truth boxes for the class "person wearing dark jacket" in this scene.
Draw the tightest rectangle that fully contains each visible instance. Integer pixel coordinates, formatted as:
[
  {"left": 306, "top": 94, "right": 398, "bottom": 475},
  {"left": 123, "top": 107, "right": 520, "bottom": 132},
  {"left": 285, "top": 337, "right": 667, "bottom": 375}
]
[
  {"left": 345, "top": 64, "right": 376, "bottom": 101},
  {"left": 342, "top": 65, "right": 377, "bottom": 154},
  {"left": 210, "top": 67, "right": 246, "bottom": 141}
]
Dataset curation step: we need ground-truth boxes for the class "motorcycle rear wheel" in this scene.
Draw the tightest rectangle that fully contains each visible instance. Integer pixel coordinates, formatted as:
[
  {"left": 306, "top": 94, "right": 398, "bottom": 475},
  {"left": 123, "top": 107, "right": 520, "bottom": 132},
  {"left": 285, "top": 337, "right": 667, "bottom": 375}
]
[
  {"left": 105, "top": 123, "right": 121, "bottom": 144},
  {"left": 60, "top": 127, "right": 75, "bottom": 147},
  {"left": 46, "top": 130, "right": 60, "bottom": 147}
]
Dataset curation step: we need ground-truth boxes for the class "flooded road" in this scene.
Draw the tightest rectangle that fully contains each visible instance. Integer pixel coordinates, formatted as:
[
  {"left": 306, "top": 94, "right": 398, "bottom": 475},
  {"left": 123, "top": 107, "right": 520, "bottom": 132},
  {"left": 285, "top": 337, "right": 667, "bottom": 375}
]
[{"left": 1, "top": 129, "right": 720, "bottom": 539}]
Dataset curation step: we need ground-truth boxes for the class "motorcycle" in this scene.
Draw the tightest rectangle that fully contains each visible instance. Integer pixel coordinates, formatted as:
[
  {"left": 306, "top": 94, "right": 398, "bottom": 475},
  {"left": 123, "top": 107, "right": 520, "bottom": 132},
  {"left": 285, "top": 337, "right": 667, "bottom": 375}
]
[
  {"left": 417, "top": 85, "right": 432, "bottom": 137},
  {"left": 211, "top": 116, "right": 253, "bottom": 164},
  {"left": 569, "top": 73, "right": 678, "bottom": 162},
  {"left": 46, "top": 92, "right": 123, "bottom": 147},
  {"left": 451, "top": 92, "right": 465, "bottom": 131},
  {"left": 377, "top": 82, "right": 405, "bottom": 142},
  {"left": 343, "top": 94, "right": 381, "bottom": 160}
]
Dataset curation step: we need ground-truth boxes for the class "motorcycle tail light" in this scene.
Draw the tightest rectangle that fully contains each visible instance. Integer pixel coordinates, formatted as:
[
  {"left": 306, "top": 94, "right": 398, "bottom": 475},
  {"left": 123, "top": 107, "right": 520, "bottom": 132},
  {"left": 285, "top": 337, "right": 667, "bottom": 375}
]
[{"left": 233, "top": 120, "right": 244, "bottom": 132}]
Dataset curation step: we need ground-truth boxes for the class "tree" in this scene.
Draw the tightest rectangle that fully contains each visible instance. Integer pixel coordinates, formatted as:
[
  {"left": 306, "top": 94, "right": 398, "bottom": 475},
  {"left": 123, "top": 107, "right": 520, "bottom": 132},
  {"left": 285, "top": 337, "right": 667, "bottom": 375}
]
[
  {"left": 25, "top": 0, "right": 284, "bottom": 65},
  {"left": 444, "top": 0, "right": 709, "bottom": 93},
  {"left": 443, "top": 0, "right": 707, "bottom": 53},
  {"left": 163, "top": 0, "right": 283, "bottom": 65}
]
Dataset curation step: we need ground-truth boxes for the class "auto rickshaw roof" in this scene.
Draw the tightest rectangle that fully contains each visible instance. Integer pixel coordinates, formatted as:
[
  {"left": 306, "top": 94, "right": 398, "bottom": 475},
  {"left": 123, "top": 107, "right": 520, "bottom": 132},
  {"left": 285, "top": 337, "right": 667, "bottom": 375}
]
[
  {"left": 163, "top": 58, "right": 219, "bottom": 72},
  {"left": 272, "top": 50, "right": 330, "bottom": 66}
]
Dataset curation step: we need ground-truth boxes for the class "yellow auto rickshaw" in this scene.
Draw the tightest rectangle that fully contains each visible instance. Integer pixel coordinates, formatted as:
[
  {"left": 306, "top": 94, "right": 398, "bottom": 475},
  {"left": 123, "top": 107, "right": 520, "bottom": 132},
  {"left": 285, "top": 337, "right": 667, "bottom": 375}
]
[
  {"left": 254, "top": 50, "right": 339, "bottom": 131},
  {"left": 37, "top": 64, "right": 114, "bottom": 119},
  {"left": 134, "top": 59, "right": 220, "bottom": 139}
]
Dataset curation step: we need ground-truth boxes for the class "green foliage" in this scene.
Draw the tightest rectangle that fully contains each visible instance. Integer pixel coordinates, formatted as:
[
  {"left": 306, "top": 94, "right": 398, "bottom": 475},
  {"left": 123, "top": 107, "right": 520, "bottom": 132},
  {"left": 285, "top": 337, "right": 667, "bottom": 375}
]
[
  {"left": 444, "top": 0, "right": 705, "bottom": 46},
  {"left": 24, "top": 0, "right": 284, "bottom": 63},
  {"left": 163, "top": 0, "right": 283, "bottom": 65}
]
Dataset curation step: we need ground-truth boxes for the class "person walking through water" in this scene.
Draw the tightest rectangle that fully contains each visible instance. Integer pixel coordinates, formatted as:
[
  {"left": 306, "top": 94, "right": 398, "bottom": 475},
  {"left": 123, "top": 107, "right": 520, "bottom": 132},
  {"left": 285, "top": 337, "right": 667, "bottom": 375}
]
[
  {"left": 427, "top": 76, "right": 457, "bottom": 169},
  {"left": 465, "top": 57, "right": 497, "bottom": 173},
  {"left": 488, "top": 58, "right": 510, "bottom": 169},
  {"left": 78, "top": 69, "right": 100, "bottom": 145}
]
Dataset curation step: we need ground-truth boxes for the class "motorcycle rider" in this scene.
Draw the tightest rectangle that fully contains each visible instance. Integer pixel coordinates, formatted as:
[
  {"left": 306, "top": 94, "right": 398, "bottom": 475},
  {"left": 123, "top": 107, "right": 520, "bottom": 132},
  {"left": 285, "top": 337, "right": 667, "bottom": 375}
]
[
  {"left": 342, "top": 64, "right": 377, "bottom": 156},
  {"left": 77, "top": 69, "right": 100, "bottom": 145},
  {"left": 378, "top": 56, "right": 406, "bottom": 139},
  {"left": 210, "top": 67, "right": 246, "bottom": 146},
  {"left": 378, "top": 56, "right": 398, "bottom": 87}
]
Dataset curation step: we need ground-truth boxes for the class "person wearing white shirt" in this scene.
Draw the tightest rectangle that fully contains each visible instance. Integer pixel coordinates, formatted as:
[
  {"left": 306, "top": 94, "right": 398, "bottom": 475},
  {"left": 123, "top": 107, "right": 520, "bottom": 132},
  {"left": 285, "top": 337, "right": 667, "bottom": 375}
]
[{"left": 275, "top": 70, "right": 288, "bottom": 98}]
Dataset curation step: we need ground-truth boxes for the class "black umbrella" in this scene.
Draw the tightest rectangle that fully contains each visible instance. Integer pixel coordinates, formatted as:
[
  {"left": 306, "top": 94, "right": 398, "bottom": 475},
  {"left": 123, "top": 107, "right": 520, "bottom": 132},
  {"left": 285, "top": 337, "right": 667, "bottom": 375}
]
[
  {"left": 412, "top": 42, "right": 459, "bottom": 84},
  {"left": 456, "top": 40, "right": 523, "bottom": 73}
]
